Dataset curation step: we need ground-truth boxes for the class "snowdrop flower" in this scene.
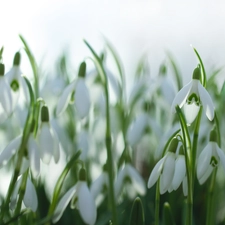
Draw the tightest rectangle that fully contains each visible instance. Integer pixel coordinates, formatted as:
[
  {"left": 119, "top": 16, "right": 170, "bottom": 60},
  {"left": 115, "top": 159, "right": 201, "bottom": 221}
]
[
  {"left": 126, "top": 114, "right": 148, "bottom": 146},
  {"left": 0, "top": 133, "right": 40, "bottom": 178},
  {"left": 0, "top": 63, "right": 13, "bottom": 117},
  {"left": 38, "top": 106, "right": 60, "bottom": 164},
  {"left": 91, "top": 170, "right": 108, "bottom": 199},
  {"left": 148, "top": 152, "right": 176, "bottom": 194},
  {"left": 171, "top": 66, "right": 214, "bottom": 125},
  {"left": 197, "top": 129, "right": 225, "bottom": 184},
  {"left": 114, "top": 163, "right": 146, "bottom": 199},
  {"left": 5, "top": 52, "right": 29, "bottom": 110},
  {"left": 52, "top": 168, "right": 97, "bottom": 225},
  {"left": 56, "top": 62, "right": 91, "bottom": 119},
  {"left": 10, "top": 176, "right": 38, "bottom": 212},
  {"left": 168, "top": 154, "right": 187, "bottom": 195}
]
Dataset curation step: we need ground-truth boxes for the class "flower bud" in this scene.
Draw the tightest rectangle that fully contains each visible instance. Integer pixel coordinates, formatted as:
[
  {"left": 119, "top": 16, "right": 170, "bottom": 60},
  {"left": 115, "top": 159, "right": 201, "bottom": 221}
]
[{"left": 13, "top": 52, "right": 21, "bottom": 66}]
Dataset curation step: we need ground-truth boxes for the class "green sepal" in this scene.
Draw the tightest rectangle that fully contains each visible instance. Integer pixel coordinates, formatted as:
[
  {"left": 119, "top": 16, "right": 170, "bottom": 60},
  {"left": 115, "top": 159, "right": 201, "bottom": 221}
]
[
  {"left": 209, "top": 129, "right": 217, "bottom": 143},
  {"left": 78, "top": 61, "right": 86, "bottom": 78},
  {"left": 129, "top": 197, "right": 145, "bottom": 225},
  {"left": 13, "top": 52, "right": 21, "bottom": 66},
  {"left": 41, "top": 105, "right": 49, "bottom": 122},
  {"left": 79, "top": 167, "right": 86, "bottom": 181},
  {"left": 0, "top": 63, "right": 4, "bottom": 76},
  {"left": 168, "top": 138, "right": 179, "bottom": 153},
  {"left": 192, "top": 66, "right": 201, "bottom": 80},
  {"left": 162, "top": 202, "right": 176, "bottom": 225},
  {"left": 0, "top": 46, "right": 3, "bottom": 61}
]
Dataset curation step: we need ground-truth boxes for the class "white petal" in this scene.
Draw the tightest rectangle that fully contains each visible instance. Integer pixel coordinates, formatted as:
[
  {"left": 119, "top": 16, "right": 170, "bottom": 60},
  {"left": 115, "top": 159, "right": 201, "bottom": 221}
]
[
  {"left": 28, "top": 135, "right": 40, "bottom": 178},
  {"left": 127, "top": 164, "right": 146, "bottom": 195},
  {"left": 199, "top": 166, "right": 213, "bottom": 184},
  {"left": 52, "top": 185, "right": 77, "bottom": 223},
  {"left": 51, "top": 128, "right": 60, "bottom": 163},
  {"left": 171, "top": 80, "right": 192, "bottom": 113},
  {"left": 23, "top": 178, "right": 38, "bottom": 212},
  {"left": 126, "top": 114, "right": 148, "bottom": 146},
  {"left": 0, "top": 77, "right": 12, "bottom": 115},
  {"left": 39, "top": 123, "right": 54, "bottom": 164},
  {"left": 114, "top": 166, "right": 126, "bottom": 198},
  {"left": 172, "top": 155, "right": 186, "bottom": 190},
  {"left": 20, "top": 75, "right": 30, "bottom": 103},
  {"left": 197, "top": 143, "right": 212, "bottom": 181},
  {"left": 198, "top": 82, "right": 214, "bottom": 121},
  {"left": 147, "top": 156, "right": 165, "bottom": 189},
  {"left": 77, "top": 182, "right": 97, "bottom": 225},
  {"left": 0, "top": 135, "right": 22, "bottom": 167},
  {"left": 56, "top": 81, "right": 76, "bottom": 116},
  {"left": 216, "top": 147, "right": 225, "bottom": 172},
  {"left": 90, "top": 173, "right": 106, "bottom": 199},
  {"left": 75, "top": 78, "right": 90, "bottom": 118},
  {"left": 183, "top": 103, "right": 200, "bottom": 125},
  {"left": 160, "top": 153, "right": 175, "bottom": 194},
  {"left": 77, "top": 130, "right": 89, "bottom": 161}
]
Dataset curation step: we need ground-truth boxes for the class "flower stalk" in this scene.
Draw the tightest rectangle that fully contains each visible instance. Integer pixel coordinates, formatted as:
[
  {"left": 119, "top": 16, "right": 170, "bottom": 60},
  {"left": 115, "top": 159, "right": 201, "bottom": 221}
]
[{"left": 84, "top": 40, "right": 118, "bottom": 225}]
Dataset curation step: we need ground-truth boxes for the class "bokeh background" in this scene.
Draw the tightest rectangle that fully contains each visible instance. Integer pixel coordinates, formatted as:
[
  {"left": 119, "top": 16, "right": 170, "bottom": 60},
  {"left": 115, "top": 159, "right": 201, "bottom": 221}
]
[{"left": 1, "top": 0, "right": 225, "bottom": 86}]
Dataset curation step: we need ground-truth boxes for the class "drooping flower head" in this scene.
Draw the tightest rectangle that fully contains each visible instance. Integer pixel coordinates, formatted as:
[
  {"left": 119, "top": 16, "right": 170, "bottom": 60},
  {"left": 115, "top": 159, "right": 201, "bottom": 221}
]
[
  {"left": 0, "top": 63, "right": 13, "bottom": 119},
  {"left": 171, "top": 66, "right": 214, "bottom": 125},
  {"left": 56, "top": 61, "right": 91, "bottom": 119},
  {"left": 5, "top": 52, "right": 29, "bottom": 110},
  {"left": 52, "top": 168, "right": 97, "bottom": 225},
  {"left": 38, "top": 105, "right": 60, "bottom": 164},
  {"left": 197, "top": 129, "right": 225, "bottom": 184}
]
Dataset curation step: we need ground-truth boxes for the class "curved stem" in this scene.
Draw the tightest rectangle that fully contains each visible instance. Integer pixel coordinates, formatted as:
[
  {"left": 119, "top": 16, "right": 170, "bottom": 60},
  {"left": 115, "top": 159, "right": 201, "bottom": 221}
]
[{"left": 84, "top": 40, "right": 118, "bottom": 225}]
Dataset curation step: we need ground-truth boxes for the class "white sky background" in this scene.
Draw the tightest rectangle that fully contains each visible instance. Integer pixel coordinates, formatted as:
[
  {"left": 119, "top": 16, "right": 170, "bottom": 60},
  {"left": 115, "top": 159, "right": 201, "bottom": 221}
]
[{"left": 1, "top": 0, "right": 225, "bottom": 87}]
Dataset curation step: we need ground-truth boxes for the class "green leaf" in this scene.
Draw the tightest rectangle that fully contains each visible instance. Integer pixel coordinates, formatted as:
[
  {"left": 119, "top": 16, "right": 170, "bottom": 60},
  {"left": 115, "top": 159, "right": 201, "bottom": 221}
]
[
  {"left": 166, "top": 51, "right": 182, "bottom": 91},
  {"left": 19, "top": 34, "right": 39, "bottom": 97},
  {"left": 135, "top": 53, "right": 150, "bottom": 79},
  {"left": 129, "top": 197, "right": 145, "bottom": 225},
  {"left": 48, "top": 151, "right": 81, "bottom": 216}
]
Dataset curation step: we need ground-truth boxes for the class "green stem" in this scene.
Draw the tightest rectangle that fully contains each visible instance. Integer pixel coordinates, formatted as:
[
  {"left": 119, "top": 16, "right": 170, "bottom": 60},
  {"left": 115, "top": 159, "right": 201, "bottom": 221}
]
[
  {"left": 175, "top": 106, "right": 192, "bottom": 225},
  {"left": 1, "top": 77, "right": 35, "bottom": 220},
  {"left": 14, "top": 169, "right": 29, "bottom": 215},
  {"left": 155, "top": 181, "right": 160, "bottom": 225},
  {"left": 192, "top": 107, "right": 202, "bottom": 183},
  {"left": 84, "top": 40, "right": 118, "bottom": 225}
]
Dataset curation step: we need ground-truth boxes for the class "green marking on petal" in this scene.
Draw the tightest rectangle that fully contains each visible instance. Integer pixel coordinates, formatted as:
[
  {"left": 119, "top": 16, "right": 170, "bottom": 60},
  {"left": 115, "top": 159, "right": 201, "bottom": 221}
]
[
  {"left": 10, "top": 79, "right": 20, "bottom": 91},
  {"left": 210, "top": 156, "right": 218, "bottom": 167},
  {"left": 70, "top": 90, "right": 75, "bottom": 104},
  {"left": 187, "top": 93, "right": 201, "bottom": 106}
]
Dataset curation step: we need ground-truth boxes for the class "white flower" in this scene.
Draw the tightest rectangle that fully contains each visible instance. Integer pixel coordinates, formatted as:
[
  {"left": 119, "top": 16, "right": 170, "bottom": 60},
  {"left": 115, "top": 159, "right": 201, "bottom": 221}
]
[
  {"left": 56, "top": 62, "right": 91, "bottom": 119},
  {"left": 171, "top": 67, "right": 214, "bottom": 124},
  {"left": 126, "top": 114, "right": 148, "bottom": 146},
  {"left": 0, "top": 63, "right": 13, "bottom": 116},
  {"left": 0, "top": 134, "right": 40, "bottom": 177},
  {"left": 167, "top": 155, "right": 187, "bottom": 196},
  {"left": 197, "top": 141, "right": 225, "bottom": 184},
  {"left": 10, "top": 176, "right": 38, "bottom": 212},
  {"left": 52, "top": 181, "right": 97, "bottom": 225},
  {"left": 114, "top": 163, "right": 146, "bottom": 199},
  {"left": 5, "top": 52, "right": 29, "bottom": 110},
  {"left": 38, "top": 122, "right": 60, "bottom": 164},
  {"left": 148, "top": 152, "right": 176, "bottom": 194},
  {"left": 90, "top": 171, "right": 108, "bottom": 200}
]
